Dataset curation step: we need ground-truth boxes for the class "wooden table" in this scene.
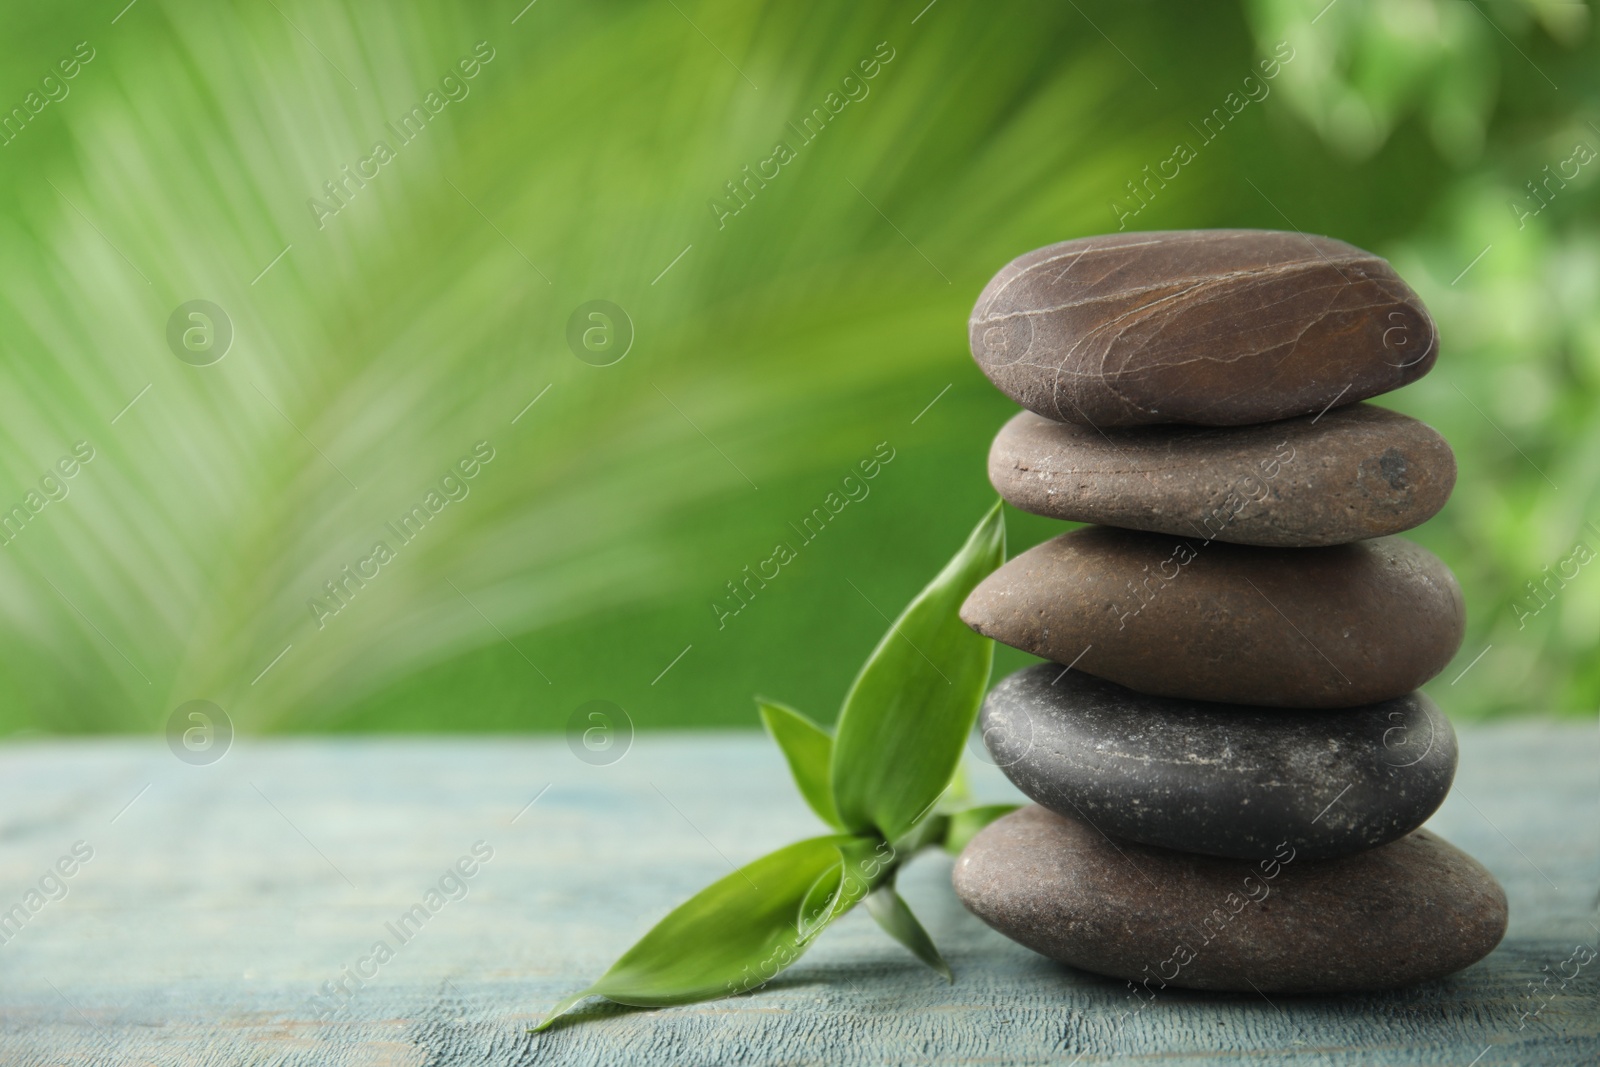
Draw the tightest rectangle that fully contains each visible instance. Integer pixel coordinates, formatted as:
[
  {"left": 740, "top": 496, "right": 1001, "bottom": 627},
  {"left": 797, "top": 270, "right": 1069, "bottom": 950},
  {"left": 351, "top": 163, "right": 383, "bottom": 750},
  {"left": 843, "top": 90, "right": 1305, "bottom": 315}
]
[{"left": 1, "top": 724, "right": 1595, "bottom": 1066}]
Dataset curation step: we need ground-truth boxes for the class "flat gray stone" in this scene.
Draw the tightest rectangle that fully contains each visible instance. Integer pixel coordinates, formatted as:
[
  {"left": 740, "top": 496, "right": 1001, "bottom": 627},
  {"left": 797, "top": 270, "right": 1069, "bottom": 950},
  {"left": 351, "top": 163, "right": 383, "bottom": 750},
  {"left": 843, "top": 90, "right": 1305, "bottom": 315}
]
[
  {"left": 960, "top": 526, "right": 1466, "bottom": 708},
  {"left": 953, "top": 805, "right": 1508, "bottom": 994},
  {"left": 980, "top": 664, "right": 1457, "bottom": 860},
  {"left": 988, "top": 403, "right": 1456, "bottom": 547},
  {"left": 968, "top": 230, "right": 1437, "bottom": 427}
]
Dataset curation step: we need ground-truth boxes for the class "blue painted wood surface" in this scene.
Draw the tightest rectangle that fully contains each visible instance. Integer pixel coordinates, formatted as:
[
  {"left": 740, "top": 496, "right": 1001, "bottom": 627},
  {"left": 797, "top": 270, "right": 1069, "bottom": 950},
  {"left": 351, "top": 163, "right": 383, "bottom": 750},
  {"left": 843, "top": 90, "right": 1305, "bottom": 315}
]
[{"left": 0, "top": 723, "right": 1595, "bottom": 1065}]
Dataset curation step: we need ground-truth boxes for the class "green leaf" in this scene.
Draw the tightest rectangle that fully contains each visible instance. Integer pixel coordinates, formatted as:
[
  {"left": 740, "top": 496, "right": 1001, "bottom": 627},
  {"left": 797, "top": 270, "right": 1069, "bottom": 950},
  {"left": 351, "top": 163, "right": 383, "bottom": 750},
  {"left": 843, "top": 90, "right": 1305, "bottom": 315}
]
[
  {"left": 942, "top": 803, "right": 1021, "bottom": 855},
  {"left": 830, "top": 502, "right": 1006, "bottom": 842},
  {"left": 892, "top": 812, "right": 950, "bottom": 857},
  {"left": 758, "top": 700, "right": 842, "bottom": 828},
  {"left": 945, "top": 762, "right": 974, "bottom": 806},
  {"left": 865, "top": 879, "right": 952, "bottom": 982},
  {"left": 534, "top": 834, "right": 857, "bottom": 1030}
]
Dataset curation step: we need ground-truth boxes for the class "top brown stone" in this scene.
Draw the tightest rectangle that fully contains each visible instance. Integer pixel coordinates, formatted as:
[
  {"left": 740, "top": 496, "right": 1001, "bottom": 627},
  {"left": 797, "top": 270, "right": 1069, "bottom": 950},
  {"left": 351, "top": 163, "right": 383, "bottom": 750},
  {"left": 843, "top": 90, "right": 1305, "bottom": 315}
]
[{"left": 968, "top": 230, "right": 1438, "bottom": 427}]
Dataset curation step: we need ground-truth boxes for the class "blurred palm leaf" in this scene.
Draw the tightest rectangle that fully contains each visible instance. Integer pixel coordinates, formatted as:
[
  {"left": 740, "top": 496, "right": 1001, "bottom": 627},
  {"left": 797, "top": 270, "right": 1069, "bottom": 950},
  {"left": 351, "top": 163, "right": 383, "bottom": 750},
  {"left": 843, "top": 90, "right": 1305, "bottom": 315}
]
[
  {"left": 0, "top": 0, "right": 1593, "bottom": 733},
  {"left": 0, "top": 1, "right": 1174, "bottom": 733}
]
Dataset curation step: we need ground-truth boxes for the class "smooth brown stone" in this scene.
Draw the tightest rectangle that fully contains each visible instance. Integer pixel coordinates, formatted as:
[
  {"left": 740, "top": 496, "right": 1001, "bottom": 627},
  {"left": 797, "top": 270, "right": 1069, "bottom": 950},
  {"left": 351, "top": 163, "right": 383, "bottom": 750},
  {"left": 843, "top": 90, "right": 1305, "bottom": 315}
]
[
  {"left": 968, "top": 230, "right": 1438, "bottom": 427},
  {"left": 988, "top": 403, "right": 1456, "bottom": 547},
  {"left": 953, "top": 805, "right": 1508, "bottom": 993},
  {"left": 960, "top": 527, "right": 1464, "bottom": 707}
]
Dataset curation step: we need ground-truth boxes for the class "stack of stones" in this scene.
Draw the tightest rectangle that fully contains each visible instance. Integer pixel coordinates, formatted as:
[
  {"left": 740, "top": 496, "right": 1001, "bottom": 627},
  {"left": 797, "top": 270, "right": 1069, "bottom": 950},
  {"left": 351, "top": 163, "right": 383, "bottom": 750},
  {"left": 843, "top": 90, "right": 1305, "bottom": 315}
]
[{"left": 950, "top": 230, "right": 1508, "bottom": 994}]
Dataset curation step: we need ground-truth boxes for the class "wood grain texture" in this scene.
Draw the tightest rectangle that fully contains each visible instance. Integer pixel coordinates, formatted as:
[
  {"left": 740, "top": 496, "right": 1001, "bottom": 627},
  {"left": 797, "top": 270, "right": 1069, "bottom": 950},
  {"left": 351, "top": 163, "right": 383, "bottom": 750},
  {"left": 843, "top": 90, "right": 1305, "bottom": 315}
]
[{"left": 0, "top": 725, "right": 1594, "bottom": 1066}]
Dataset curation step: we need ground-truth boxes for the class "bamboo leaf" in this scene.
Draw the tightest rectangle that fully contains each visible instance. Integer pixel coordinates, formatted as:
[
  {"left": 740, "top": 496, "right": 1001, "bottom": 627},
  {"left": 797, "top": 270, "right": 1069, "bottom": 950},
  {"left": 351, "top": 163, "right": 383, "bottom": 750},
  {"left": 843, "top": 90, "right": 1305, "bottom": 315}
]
[
  {"left": 830, "top": 503, "right": 1006, "bottom": 842},
  {"left": 865, "top": 879, "right": 952, "bottom": 982},
  {"left": 758, "top": 700, "right": 842, "bottom": 828},
  {"left": 534, "top": 834, "right": 859, "bottom": 1030}
]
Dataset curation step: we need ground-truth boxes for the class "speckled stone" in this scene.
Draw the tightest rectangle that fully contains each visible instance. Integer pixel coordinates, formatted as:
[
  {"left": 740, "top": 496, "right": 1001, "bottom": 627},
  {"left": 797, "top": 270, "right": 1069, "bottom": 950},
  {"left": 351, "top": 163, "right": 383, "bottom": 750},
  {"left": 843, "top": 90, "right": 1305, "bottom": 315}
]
[
  {"left": 953, "top": 805, "right": 1508, "bottom": 993},
  {"left": 979, "top": 664, "right": 1456, "bottom": 860},
  {"left": 960, "top": 526, "right": 1465, "bottom": 708},
  {"left": 988, "top": 403, "right": 1456, "bottom": 547},
  {"left": 968, "top": 230, "right": 1437, "bottom": 427}
]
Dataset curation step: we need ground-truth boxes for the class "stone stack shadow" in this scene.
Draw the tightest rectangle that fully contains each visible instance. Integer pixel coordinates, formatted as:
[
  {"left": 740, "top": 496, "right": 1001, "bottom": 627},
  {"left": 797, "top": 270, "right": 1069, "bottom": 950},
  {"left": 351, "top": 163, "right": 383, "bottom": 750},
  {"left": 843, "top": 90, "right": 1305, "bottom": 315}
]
[{"left": 951, "top": 229, "right": 1508, "bottom": 994}]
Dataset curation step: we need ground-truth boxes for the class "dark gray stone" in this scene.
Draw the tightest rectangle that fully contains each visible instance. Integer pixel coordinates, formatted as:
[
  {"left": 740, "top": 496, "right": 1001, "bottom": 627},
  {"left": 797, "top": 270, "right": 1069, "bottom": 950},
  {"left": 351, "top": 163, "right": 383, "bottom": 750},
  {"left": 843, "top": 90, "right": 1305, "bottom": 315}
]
[
  {"left": 979, "top": 664, "right": 1456, "bottom": 860},
  {"left": 988, "top": 403, "right": 1456, "bottom": 547},
  {"left": 953, "top": 806, "right": 1508, "bottom": 993},
  {"left": 968, "top": 230, "right": 1437, "bottom": 427}
]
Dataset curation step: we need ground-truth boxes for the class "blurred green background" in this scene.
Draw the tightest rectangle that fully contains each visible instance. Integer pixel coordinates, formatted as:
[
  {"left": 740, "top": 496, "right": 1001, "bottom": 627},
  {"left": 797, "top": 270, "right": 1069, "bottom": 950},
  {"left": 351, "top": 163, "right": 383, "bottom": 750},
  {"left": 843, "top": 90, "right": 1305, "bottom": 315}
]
[{"left": 0, "top": 0, "right": 1594, "bottom": 736}]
